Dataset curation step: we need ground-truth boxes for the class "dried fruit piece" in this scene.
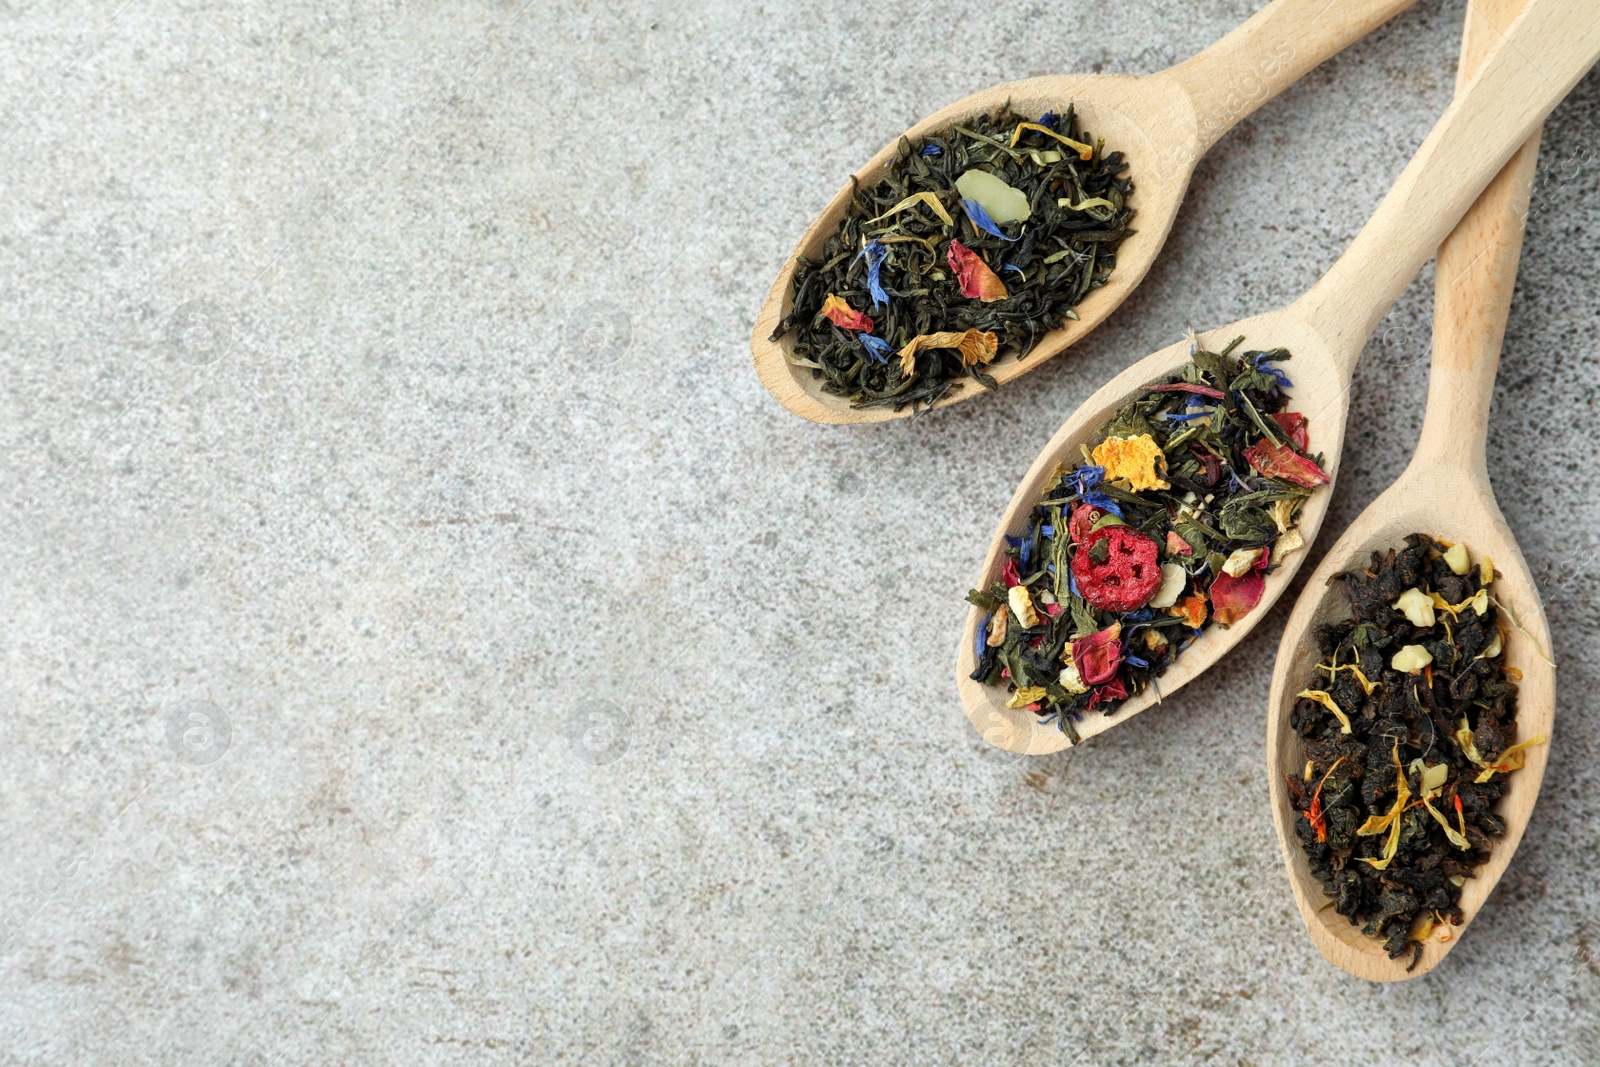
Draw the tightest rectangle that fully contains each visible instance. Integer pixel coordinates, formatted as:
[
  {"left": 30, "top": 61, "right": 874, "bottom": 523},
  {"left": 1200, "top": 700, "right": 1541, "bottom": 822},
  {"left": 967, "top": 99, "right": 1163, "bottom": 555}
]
[
  {"left": 1391, "top": 644, "right": 1433, "bottom": 673},
  {"left": 1091, "top": 434, "right": 1170, "bottom": 491},
  {"left": 955, "top": 169, "right": 1031, "bottom": 223},
  {"left": 1168, "top": 592, "right": 1207, "bottom": 628},
  {"left": 1069, "top": 503, "right": 1109, "bottom": 544},
  {"left": 1008, "top": 585, "right": 1041, "bottom": 628},
  {"left": 1148, "top": 562, "right": 1187, "bottom": 608},
  {"left": 1070, "top": 526, "right": 1162, "bottom": 611},
  {"left": 1443, "top": 542, "right": 1470, "bottom": 575},
  {"left": 1393, "top": 587, "right": 1435, "bottom": 627}
]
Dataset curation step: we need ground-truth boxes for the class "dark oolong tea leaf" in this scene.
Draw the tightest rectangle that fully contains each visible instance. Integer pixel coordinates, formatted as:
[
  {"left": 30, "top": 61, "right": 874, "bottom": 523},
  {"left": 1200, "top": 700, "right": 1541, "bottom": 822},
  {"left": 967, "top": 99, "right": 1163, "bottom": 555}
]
[
  {"left": 771, "top": 106, "right": 1135, "bottom": 412},
  {"left": 1285, "top": 534, "right": 1546, "bottom": 971},
  {"left": 967, "top": 336, "right": 1329, "bottom": 741}
]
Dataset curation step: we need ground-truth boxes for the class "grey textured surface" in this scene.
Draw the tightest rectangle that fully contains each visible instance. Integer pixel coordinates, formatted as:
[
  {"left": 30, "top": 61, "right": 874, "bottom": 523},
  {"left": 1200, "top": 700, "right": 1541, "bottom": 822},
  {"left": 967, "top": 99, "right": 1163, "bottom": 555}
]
[{"left": 2, "top": 0, "right": 1599, "bottom": 1063}]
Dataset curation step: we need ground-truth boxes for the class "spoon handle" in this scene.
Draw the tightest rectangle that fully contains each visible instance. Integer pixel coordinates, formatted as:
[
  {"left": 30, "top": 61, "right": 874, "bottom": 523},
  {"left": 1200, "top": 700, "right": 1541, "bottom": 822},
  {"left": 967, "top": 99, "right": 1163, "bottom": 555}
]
[
  {"left": 1158, "top": 0, "right": 1418, "bottom": 156},
  {"left": 1296, "top": 0, "right": 1597, "bottom": 357},
  {"left": 1413, "top": 0, "right": 1542, "bottom": 476}
]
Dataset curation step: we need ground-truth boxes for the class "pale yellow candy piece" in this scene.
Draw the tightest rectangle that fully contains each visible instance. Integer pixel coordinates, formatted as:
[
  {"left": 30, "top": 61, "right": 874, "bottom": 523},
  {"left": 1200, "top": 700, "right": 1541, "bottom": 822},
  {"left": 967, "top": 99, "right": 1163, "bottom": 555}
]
[
  {"left": 956, "top": 169, "right": 1032, "bottom": 224},
  {"left": 1222, "top": 547, "right": 1264, "bottom": 578},
  {"left": 1443, "top": 542, "right": 1470, "bottom": 575},
  {"left": 1391, "top": 644, "right": 1433, "bottom": 673},
  {"left": 1147, "top": 562, "right": 1187, "bottom": 609},
  {"left": 1393, "top": 587, "right": 1436, "bottom": 628},
  {"left": 1008, "top": 584, "right": 1041, "bottom": 628}
]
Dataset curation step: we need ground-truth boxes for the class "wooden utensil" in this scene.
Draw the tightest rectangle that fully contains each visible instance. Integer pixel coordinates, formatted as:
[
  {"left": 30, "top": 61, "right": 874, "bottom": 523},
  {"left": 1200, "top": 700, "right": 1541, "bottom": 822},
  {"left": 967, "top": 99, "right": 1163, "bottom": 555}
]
[
  {"left": 956, "top": 0, "right": 1594, "bottom": 755},
  {"left": 752, "top": 0, "right": 1419, "bottom": 424},
  {"left": 1266, "top": 0, "right": 1553, "bottom": 983}
]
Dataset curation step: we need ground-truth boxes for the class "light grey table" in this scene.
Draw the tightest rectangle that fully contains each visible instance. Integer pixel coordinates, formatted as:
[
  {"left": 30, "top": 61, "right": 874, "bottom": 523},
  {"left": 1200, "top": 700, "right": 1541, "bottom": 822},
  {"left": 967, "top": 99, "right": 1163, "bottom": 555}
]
[{"left": 2, "top": 0, "right": 1598, "bottom": 1062}]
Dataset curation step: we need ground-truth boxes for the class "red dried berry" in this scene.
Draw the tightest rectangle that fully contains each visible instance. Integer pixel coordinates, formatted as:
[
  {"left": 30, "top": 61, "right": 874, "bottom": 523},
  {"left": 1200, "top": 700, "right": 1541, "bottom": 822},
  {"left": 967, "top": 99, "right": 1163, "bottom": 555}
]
[
  {"left": 1068, "top": 503, "right": 1108, "bottom": 544},
  {"left": 1070, "top": 525, "right": 1162, "bottom": 611}
]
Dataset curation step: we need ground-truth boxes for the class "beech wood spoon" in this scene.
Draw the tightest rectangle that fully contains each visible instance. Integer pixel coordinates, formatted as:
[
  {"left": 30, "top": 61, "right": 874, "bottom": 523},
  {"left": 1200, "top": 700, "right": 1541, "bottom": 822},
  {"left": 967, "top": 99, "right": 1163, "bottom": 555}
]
[
  {"left": 1266, "top": 0, "right": 1554, "bottom": 983},
  {"left": 752, "top": 0, "right": 1420, "bottom": 424},
  {"left": 955, "top": 0, "right": 1595, "bottom": 754}
]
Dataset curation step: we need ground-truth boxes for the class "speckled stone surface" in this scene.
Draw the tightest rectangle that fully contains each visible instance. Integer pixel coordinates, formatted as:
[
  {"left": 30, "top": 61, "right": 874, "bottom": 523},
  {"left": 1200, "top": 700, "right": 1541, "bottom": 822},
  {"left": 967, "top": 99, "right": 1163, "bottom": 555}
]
[{"left": 2, "top": 0, "right": 1599, "bottom": 1063}]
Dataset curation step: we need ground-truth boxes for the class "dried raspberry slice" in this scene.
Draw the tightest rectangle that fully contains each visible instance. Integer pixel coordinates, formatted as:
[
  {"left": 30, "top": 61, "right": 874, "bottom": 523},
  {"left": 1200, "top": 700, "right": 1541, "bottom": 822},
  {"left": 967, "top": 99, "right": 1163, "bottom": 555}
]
[{"left": 1070, "top": 525, "right": 1162, "bottom": 611}]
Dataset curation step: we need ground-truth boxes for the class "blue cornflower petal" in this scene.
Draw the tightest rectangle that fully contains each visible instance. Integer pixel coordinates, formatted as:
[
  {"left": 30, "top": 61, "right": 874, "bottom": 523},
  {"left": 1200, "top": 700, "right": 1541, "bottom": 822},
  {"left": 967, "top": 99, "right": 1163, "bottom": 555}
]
[
  {"left": 976, "top": 613, "right": 991, "bottom": 659},
  {"left": 960, "top": 198, "right": 1020, "bottom": 243},
  {"left": 1161, "top": 410, "right": 1213, "bottom": 422},
  {"left": 1123, "top": 649, "right": 1150, "bottom": 671},
  {"left": 859, "top": 333, "right": 892, "bottom": 364},
  {"left": 1251, "top": 350, "right": 1294, "bottom": 389},
  {"left": 1069, "top": 464, "right": 1124, "bottom": 517},
  {"left": 1040, "top": 525, "right": 1055, "bottom": 538},
  {"left": 1002, "top": 264, "right": 1025, "bottom": 277},
  {"left": 853, "top": 240, "right": 891, "bottom": 309},
  {"left": 922, "top": 144, "right": 942, "bottom": 157},
  {"left": 1038, "top": 111, "right": 1060, "bottom": 131}
]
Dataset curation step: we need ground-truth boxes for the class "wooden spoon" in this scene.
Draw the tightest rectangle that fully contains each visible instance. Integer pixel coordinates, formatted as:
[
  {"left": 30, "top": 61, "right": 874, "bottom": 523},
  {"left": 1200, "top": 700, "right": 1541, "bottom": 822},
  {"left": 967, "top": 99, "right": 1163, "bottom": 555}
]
[
  {"left": 752, "top": 0, "right": 1420, "bottom": 424},
  {"left": 955, "top": 0, "right": 1595, "bottom": 755},
  {"left": 1266, "top": 0, "right": 1553, "bottom": 983}
]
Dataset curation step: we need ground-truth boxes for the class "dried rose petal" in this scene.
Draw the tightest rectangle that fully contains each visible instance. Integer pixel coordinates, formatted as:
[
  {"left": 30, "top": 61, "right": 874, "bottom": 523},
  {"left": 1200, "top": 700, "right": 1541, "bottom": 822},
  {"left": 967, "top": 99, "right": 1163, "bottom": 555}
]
[
  {"left": 1165, "top": 530, "right": 1193, "bottom": 556},
  {"left": 946, "top": 240, "right": 1009, "bottom": 302},
  {"left": 1243, "top": 437, "right": 1329, "bottom": 488},
  {"left": 819, "top": 293, "right": 873, "bottom": 332},
  {"left": 1270, "top": 411, "right": 1310, "bottom": 450},
  {"left": 1209, "top": 569, "right": 1266, "bottom": 625},
  {"left": 1087, "top": 676, "right": 1128, "bottom": 711},
  {"left": 1071, "top": 624, "right": 1124, "bottom": 686}
]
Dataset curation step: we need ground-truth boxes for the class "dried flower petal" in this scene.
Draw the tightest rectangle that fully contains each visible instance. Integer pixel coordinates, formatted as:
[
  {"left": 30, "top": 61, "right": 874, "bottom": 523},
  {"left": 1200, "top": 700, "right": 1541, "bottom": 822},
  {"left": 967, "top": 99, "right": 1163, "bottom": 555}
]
[
  {"left": 1269, "top": 411, "right": 1310, "bottom": 450},
  {"left": 820, "top": 293, "right": 873, "bottom": 332},
  {"left": 946, "top": 239, "right": 1009, "bottom": 302},
  {"left": 1090, "top": 434, "right": 1170, "bottom": 491},
  {"left": 897, "top": 329, "right": 999, "bottom": 377},
  {"left": 1071, "top": 623, "right": 1124, "bottom": 686},
  {"left": 865, "top": 190, "right": 954, "bottom": 227},
  {"left": 1243, "top": 437, "right": 1330, "bottom": 488}
]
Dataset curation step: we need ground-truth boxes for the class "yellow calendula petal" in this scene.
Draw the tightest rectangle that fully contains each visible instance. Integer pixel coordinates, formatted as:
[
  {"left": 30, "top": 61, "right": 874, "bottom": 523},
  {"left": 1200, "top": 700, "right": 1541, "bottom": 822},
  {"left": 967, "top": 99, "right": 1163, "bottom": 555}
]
[
  {"left": 1423, "top": 798, "right": 1473, "bottom": 851},
  {"left": 1456, "top": 717, "right": 1487, "bottom": 768},
  {"left": 1091, "top": 434, "right": 1170, "bottom": 491},
  {"left": 897, "top": 329, "right": 999, "bottom": 378},
  {"left": 1474, "top": 735, "right": 1549, "bottom": 783},
  {"left": 1297, "top": 689, "right": 1352, "bottom": 735},
  {"left": 1010, "top": 122, "right": 1093, "bottom": 160},
  {"left": 1057, "top": 195, "right": 1117, "bottom": 214},
  {"left": 1357, "top": 740, "right": 1410, "bottom": 838},
  {"left": 866, "top": 191, "right": 954, "bottom": 227},
  {"left": 1006, "top": 685, "right": 1048, "bottom": 709}
]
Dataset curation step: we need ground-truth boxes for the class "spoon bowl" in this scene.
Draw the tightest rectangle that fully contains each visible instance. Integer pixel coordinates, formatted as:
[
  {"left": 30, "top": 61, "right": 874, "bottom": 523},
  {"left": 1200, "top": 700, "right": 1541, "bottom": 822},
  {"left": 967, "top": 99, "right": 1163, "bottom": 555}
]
[
  {"left": 1269, "top": 0, "right": 1554, "bottom": 980},
  {"left": 1266, "top": 475, "right": 1554, "bottom": 980},
  {"left": 752, "top": 0, "right": 1424, "bottom": 424},
  {"left": 752, "top": 75, "right": 1188, "bottom": 425},
  {"left": 956, "top": 308, "right": 1350, "bottom": 753},
  {"left": 955, "top": 0, "right": 1598, "bottom": 751}
]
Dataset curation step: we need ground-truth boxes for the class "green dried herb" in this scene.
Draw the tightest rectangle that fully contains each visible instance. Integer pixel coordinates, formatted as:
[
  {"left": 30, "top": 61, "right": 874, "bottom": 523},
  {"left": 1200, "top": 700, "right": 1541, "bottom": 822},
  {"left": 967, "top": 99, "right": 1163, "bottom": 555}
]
[
  {"left": 1286, "top": 533, "right": 1546, "bottom": 970},
  {"left": 967, "top": 339, "right": 1330, "bottom": 733},
  {"left": 771, "top": 106, "right": 1135, "bottom": 412}
]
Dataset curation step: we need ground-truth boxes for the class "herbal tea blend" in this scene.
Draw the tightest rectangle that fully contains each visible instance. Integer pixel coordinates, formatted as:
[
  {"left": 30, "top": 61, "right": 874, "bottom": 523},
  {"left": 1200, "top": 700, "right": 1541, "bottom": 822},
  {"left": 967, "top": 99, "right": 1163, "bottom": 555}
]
[
  {"left": 771, "top": 106, "right": 1135, "bottom": 412},
  {"left": 1286, "top": 534, "right": 1546, "bottom": 969},
  {"left": 967, "top": 337, "right": 1329, "bottom": 741}
]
